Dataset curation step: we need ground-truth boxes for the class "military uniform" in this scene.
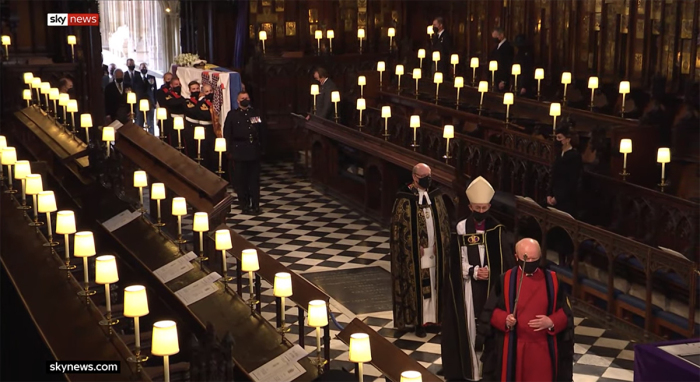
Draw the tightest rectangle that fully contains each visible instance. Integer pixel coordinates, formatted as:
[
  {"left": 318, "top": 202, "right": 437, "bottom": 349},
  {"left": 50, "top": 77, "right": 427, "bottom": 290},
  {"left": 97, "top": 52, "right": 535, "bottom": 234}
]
[
  {"left": 223, "top": 106, "right": 265, "bottom": 213},
  {"left": 155, "top": 85, "right": 171, "bottom": 140},
  {"left": 191, "top": 97, "right": 217, "bottom": 173},
  {"left": 162, "top": 89, "right": 187, "bottom": 150},
  {"left": 183, "top": 95, "right": 200, "bottom": 158}
]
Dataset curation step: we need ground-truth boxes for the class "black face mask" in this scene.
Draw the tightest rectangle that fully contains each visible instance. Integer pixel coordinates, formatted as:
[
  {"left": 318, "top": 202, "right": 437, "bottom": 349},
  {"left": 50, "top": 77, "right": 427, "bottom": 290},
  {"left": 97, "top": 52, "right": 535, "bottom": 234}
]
[
  {"left": 115, "top": 78, "right": 124, "bottom": 84},
  {"left": 521, "top": 259, "right": 539, "bottom": 274},
  {"left": 141, "top": 68, "right": 148, "bottom": 75},
  {"left": 239, "top": 99, "right": 250, "bottom": 107},
  {"left": 190, "top": 91, "right": 200, "bottom": 99},
  {"left": 206, "top": 93, "right": 214, "bottom": 101},
  {"left": 173, "top": 86, "right": 181, "bottom": 94},
  {"left": 433, "top": 26, "right": 439, "bottom": 34},
  {"left": 493, "top": 37, "right": 501, "bottom": 44},
  {"left": 473, "top": 211, "right": 489, "bottom": 222},
  {"left": 67, "top": 88, "right": 75, "bottom": 95},
  {"left": 163, "top": 80, "right": 170, "bottom": 87},
  {"left": 128, "top": 65, "right": 136, "bottom": 71},
  {"left": 417, "top": 175, "right": 431, "bottom": 189},
  {"left": 109, "top": 69, "right": 115, "bottom": 76}
]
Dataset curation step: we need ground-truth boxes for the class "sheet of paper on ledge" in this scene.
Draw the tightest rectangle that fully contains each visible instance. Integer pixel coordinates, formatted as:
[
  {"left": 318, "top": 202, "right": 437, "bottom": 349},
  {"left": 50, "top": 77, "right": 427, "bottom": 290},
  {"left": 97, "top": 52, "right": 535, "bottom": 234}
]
[
  {"left": 102, "top": 210, "right": 141, "bottom": 232},
  {"left": 659, "top": 342, "right": 700, "bottom": 368},
  {"left": 250, "top": 346, "right": 307, "bottom": 382},
  {"left": 174, "top": 272, "right": 221, "bottom": 306},
  {"left": 153, "top": 251, "right": 197, "bottom": 283}
]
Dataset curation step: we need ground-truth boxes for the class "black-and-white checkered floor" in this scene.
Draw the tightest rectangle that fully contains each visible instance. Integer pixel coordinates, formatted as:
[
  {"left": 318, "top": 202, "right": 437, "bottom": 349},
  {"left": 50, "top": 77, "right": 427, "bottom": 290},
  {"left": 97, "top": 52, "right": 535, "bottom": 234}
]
[{"left": 183, "top": 162, "right": 636, "bottom": 382}]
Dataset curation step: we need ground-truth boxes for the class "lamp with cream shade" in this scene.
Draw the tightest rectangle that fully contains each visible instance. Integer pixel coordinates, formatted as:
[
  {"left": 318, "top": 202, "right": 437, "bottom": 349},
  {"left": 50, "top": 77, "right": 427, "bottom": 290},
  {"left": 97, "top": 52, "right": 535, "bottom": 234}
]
[
  {"left": 66, "top": 34, "right": 77, "bottom": 61},
  {"left": 327, "top": 30, "right": 334, "bottom": 53},
  {"left": 395, "top": 65, "right": 404, "bottom": 93},
  {"left": 58, "top": 93, "right": 70, "bottom": 127},
  {"left": 561, "top": 72, "right": 572, "bottom": 104},
  {"left": 550, "top": 103, "right": 561, "bottom": 134},
  {"left": 470, "top": 57, "right": 479, "bottom": 86},
  {"left": 259, "top": 30, "right": 267, "bottom": 55},
  {"left": 102, "top": 127, "right": 115, "bottom": 157},
  {"left": 24, "top": 72, "right": 33, "bottom": 90},
  {"left": 432, "top": 51, "right": 440, "bottom": 72},
  {"left": 14, "top": 160, "right": 31, "bottom": 210},
  {"left": 194, "top": 126, "right": 205, "bottom": 164},
  {"left": 412, "top": 68, "right": 421, "bottom": 98},
  {"left": 172, "top": 197, "right": 188, "bottom": 245},
  {"left": 417, "top": 49, "right": 425, "bottom": 69},
  {"left": 80, "top": 113, "right": 92, "bottom": 142},
  {"left": 356, "top": 98, "right": 366, "bottom": 128},
  {"left": 349, "top": 333, "right": 372, "bottom": 382},
  {"left": 450, "top": 54, "right": 459, "bottom": 77},
  {"left": 25, "top": 173, "right": 44, "bottom": 227},
  {"left": 214, "top": 138, "right": 227, "bottom": 176},
  {"left": 151, "top": 182, "right": 166, "bottom": 227},
  {"left": 619, "top": 139, "right": 632, "bottom": 180},
  {"left": 23, "top": 89, "right": 32, "bottom": 108},
  {"left": 156, "top": 108, "right": 168, "bottom": 141},
  {"left": 215, "top": 229, "right": 233, "bottom": 282},
  {"left": 454, "top": 77, "right": 464, "bottom": 109},
  {"left": 310, "top": 84, "right": 319, "bottom": 114},
  {"left": 358, "top": 28, "right": 365, "bottom": 53},
  {"left": 96, "top": 255, "right": 120, "bottom": 332},
  {"left": 67, "top": 100, "right": 78, "bottom": 134},
  {"left": 314, "top": 30, "right": 323, "bottom": 54},
  {"left": 401, "top": 371, "right": 422, "bottom": 382},
  {"left": 657, "top": 147, "right": 670, "bottom": 191},
  {"left": 1, "top": 35, "right": 9, "bottom": 59},
  {"left": 410, "top": 115, "right": 420, "bottom": 149},
  {"left": 377, "top": 61, "right": 385, "bottom": 88},
  {"left": 443, "top": 125, "right": 454, "bottom": 162},
  {"left": 241, "top": 249, "right": 260, "bottom": 311},
  {"left": 503, "top": 92, "right": 514, "bottom": 124},
  {"left": 478, "top": 81, "right": 488, "bottom": 113},
  {"left": 127, "top": 92, "right": 137, "bottom": 119},
  {"left": 489, "top": 61, "right": 498, "bottom": 91},
  {"left": 38, "top": 191, "right": 59, "bottom": 247},
  {"left": 427, "top": 25, "right": 434, "bottom": 37},
  {"left": 511, "top": 64, "right": 521, "bottom": 92},
  {"left": 308, "top": 300, "right": 329, "bottom": 372},
  {"left": 133, "top": 170, "right": 148, "bottom": 213},
  {"left": 56, "top": 210, "right": 77, "bottom": 272},
  {"left": 139, "top": 99, "right": 150, "bottom": 131},
  {"left": 273, "top": 272, "right": 293, "bottom": 341},
  {"left": 192, "top": 212, "right": 209, "bottom": 263},
  {"left": 74, "top": 231, "right": 97, "bottom": 300},
  {"left": 588, "top": 77, "right": 599, "bottom": 111},
  {"left": 40, "top": 82, "right": 50, "bottom": 111},
  {"left": 357, "top": 75, "right": 366, "bottom": 98},
  {"left": 381, "top": 106, "right": 391, "bottom": 139},
  {"left": 619, "top": 81, "right": 630, "bottom": 117},
  {"left": 534, "top": 68, "right": 544, "bottom": 100},
  {"left": 388, "top": 27, "right": 396, "bottom": 51},
  {"left": 173, "top": 116, "right": 184, "bottom": 150},
  {"left": 331, "top": 91, "right": 340, "bottom": 122},
  {"left": 433, "top": 72, "right": 443, "bottom": 104},
  {"left": 1, "top": 146, "right": 17, "bottom": 194},
  {"left": 152, "top": 320, "right": 179, "bottom": 382},
  {"left": 124, "top": 285, "right": 149, "bottom": 366},
  {"left": 49, "top": 88, "right": 60, "bottom": 117}
]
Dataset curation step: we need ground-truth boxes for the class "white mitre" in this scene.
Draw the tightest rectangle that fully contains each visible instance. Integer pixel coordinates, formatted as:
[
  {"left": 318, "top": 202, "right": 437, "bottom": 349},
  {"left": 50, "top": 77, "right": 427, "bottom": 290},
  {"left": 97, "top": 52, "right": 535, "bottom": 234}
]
[{"left": 466, "top": 176, "right": 495, "bottom": 204}]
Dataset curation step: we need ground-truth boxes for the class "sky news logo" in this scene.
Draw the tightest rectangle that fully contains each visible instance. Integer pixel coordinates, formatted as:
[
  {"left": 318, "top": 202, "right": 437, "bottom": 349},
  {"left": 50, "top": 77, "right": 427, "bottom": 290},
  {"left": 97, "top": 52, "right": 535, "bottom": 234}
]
[{"left": 47, "top": 13, "right": 99, "bottom": 26}]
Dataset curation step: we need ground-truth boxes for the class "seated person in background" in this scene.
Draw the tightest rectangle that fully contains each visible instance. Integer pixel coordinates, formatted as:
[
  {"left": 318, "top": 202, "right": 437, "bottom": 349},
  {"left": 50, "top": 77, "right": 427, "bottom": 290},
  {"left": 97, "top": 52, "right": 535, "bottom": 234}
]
[
  {"left": 58, "top": 77, "right": 74, "bottom": 95},
  {"left": 306, "top": 67, "right": 337, "bottom": 120},
  {"left": 547, "top": 123, "right": 582, "bottom": 217}
]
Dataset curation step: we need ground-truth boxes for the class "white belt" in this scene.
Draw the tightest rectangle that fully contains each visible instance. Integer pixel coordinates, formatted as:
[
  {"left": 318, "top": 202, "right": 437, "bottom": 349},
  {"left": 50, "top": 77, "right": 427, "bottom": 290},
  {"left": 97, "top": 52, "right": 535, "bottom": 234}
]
[
  {"left": 186, "top": 116, "right": 213, "bottom": 126},
  {"left": 171, "top": 114, "right": 184, "bottom": 118}
]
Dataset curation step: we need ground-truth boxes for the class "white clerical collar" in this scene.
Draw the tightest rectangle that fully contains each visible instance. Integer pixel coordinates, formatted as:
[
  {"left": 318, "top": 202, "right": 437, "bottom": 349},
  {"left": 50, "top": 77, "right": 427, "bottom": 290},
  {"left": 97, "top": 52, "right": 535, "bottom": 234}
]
[
  {"left": 320, "top": 78, "right": 327, "bottom": 86},
  {"left": 418, "top": 190, "right": 431, "bottom": 206},
  {"left": 561, "top": 146, "right": 572, "bottom": 156},
  {"left": 498, "top": 38, "right": 506, "bottom": 49},
  {"left": 437, "top": 30, "right": 444, "bottom": 38}
]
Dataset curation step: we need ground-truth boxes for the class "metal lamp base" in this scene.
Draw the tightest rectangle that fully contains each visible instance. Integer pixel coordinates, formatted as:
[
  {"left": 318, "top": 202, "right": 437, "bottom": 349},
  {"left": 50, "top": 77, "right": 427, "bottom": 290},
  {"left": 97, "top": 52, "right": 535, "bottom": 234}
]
[
  {"left": 311, "top": 357, "right": 328, "bottom": 374},
  {"left": 29, "top": 220, "right": 45, "bottom": 227},
  {"left": 77, "top": 289, "right": 96, "bottom": 297},
  {"left": 247, "top": 298, "right": 259, "bottom": 313},
  {"left": 59, "top": 263, "right": 77, "bottom": 270},
  {"left": 17, "top": 203, "right": 31, "bottom": 210},
  {"left": 221, "top": 276, "right": 233, "bottom": 282},
  {"left": 99, "top": 318, "right": 120, "bottom": 327},
  {"left": 43, "top": 240, "right": 59, "bottom": 247},
  {"left": 4, "top": 188, "right": 17, "bottom": 194},
  {"left": 127, "top": 354, "right": 149, "bottom": 364}
]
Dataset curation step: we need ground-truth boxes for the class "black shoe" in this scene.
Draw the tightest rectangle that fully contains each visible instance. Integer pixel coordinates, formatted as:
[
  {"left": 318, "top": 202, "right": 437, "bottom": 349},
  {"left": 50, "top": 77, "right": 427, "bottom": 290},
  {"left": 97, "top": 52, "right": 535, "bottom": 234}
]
[
  {"left": 252, "top": 207, "right": 262, "bottom": 215},
  {"left": 415, "top": 326, "right": 427, "bottom": 338},
  {"left": 242, "top": 207, "right": 252, "bottom": 214}
]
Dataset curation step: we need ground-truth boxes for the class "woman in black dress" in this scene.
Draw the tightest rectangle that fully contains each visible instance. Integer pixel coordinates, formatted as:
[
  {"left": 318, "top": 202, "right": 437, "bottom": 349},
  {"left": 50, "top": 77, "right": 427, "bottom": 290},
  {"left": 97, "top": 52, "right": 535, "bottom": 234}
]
[{"left": 547, "top": 123, "right": 583, "bottom": 217}]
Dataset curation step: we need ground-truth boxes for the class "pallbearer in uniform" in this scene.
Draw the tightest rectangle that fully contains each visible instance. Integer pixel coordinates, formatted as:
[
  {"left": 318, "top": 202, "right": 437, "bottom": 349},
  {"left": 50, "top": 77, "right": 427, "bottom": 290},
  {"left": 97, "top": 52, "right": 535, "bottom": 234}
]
[
  {"left": 224, "top": 91, "right": 265, "bottom": 215},
  {"left": 390, "top": 163, "right": 452, "bottom": 338},
  {"left": 194, "top": 84, "right": 219, "bottom": 172},
  {"left": 477, "top": 238, "right": 574, "bottom": 382},
  {"left": 442, "top": 177, "right": 514, "bottom": 381},
  {"left": 162, "top": 77, "right": 187, "bottom": 149},
  {"left": 183, "top": 80, "right": 201, "bottom": 158}
]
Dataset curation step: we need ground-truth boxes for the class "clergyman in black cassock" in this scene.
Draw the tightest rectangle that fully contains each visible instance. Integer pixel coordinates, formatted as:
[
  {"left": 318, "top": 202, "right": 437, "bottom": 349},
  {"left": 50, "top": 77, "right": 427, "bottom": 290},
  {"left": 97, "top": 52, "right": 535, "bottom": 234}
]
[{"left": 442, "top": 177, "right": 515, "bottom": 381}]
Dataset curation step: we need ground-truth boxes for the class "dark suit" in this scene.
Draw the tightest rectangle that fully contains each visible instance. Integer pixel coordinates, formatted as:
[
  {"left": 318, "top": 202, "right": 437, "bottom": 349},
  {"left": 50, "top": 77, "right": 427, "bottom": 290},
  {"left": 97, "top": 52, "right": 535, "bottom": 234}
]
[
  {"left": 142, "top": 73, "right": 157, "bottom": 134},
  {"left": 224, "top": 106, "right": 266, "bottom": 211},
  {"left": 316, "top": 78, "right": 337, "bottom": 120},
  {"left": 431, "top": 30, "right": 452, "bottom": 75},
  {"left": 125, "top": 70, "right": 147, "bottom": 127},
  {"left": 490, "top": 39, "right": 515, "bottom": 91},
  {"left": 104, "top": 81, "right": 129, "bottom": 123},
  {"left": 548, "top": 148, "right": 583, "bottom": 216},
  {"left": 514, "top": 45, "right": 535, "bottom": 96}
]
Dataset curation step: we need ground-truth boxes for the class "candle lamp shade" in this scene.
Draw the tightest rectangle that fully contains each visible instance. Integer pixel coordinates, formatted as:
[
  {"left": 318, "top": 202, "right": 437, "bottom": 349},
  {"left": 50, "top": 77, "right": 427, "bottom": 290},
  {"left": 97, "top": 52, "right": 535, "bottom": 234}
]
[
  {"left": 49, "top": 88, "right": 60, "bottom": 100},
  {"left": 395, "top": 65, "right": 404, "bottom": 76},
  {"left": 388, "top": 28, "right": 396, "bottom": 37},
  {"left": 172, "top": 197, "right": 187, "bottom": 216},
  {"left": 74, "top": 231, "right": 96, "bottom": 258},
  {"left": 427, "top": 25, "right": 434, "bottom": 35},
  {"left": 14, "top": 160, "right": 31, "bottom": 180},
  {"left": 214, "top": 137, "right": 227, "bottom": 152},
  {"left": 410, "top": 115, "right": 420, "bottom": 128},
  {"left": 356, "top": 98, "right": 366, "bottom": 111},
  {"left": 377, "top": 61, "right": 385, "bottom": 72},
  {"left": 657, "top": 147, "right": 671, "bottom": 163},
  {"left": 588, "top": 76, "right": 599, "bottom": 89},
  {"left": 381, "top": 106, "right": 391, "bottom": 118},
  {"left": 619, "top": 139, "right": 633, "bottom": 154},
  {"left": 358, "top": 76, "right": 366, "bottom": 86},
  {"left": 37, "top": 191, "right": 57, "bottom": 213},
  {"left": 127, "top": 92, "right": 137, "bottom": 105},
  {"left": 156, "top": 107, "right": 167, "bottom": 120},
  {"left": 450, "top": 54, "right": 459, "bottom": 65},
  {"left": 139, "top": 99, "right": 150, "bottom": 112},
  {"left": 488, "top": 61, "right": 498, "bottom": 72},
  {"left": 56, "top": 210, "right": 76, "bottom": 235},
  {"left": 417, "top": 49, "right": 426, "bottom": 59},
  {"left": 314, "top": 30, "right": 323, "bottom": 40},
  {"left": 152, "top": 320, "right": 179, "bottom": 356},
  {"left": 412, "top": 68, "right": 422, "bottom": 79},
  {"left": 67, "top": 35, "right": 77, "bottom": 45},
  {"left": 24, "top": 72, "right": 34, "bottom": 84},
  {"left": 1, "top": 147, "right": 17, "bottom": 165},
  {"left": 40, "top": 82, "right": 51, "bottom": 94},
  {"left": 434, "top": 72, "right": 443, "bottom": 84},
  {"left": 443, "top": 125, "right": 454, "bottom": 139},
  {"left": 1, "top": 35, "right": 10, "bottom": 45},
  {"left": 357, "top": 28, "right": 365, "bottom": 39},
  {"left": 32, "top": 78, "right": 42, "bottom": 88},
  {"left": 58, "top": 93, "right": 70, "bottom": 106},
  {"left": 194, "top": 126, "right": 205, "bottom": 140},
  {"left": 470, "top": 57, "right": 479, "bottom": 68},
  {"left": 349, "top": 333, "right": 372, "bottom": 363},
  {"left": 310, "top": 84, "right": 320, "bottom": 96},
  {"left": 102, "top": 127, "right": 115, "bottom": 142},
  {"left": 124, "top": 285, "right": 149, "bottom": 318},
  {"left": 331, "top": 91, "right": 340, "bottom": 103},
  {"left": 25, "top": 174, "right": 43, "bottom": 195},
  {"left": 534, "top": 68, "right": 545, "bottom": 80},
  {"left": 151, "top": 183, "right": 166, "bottom": 200},
  {"left": 511, "top": 64, "right": 521, "bottom": 76},
  {"left": 549, "top": 103, "right": 562, "bottom": 117},
  {"left": 80, "top": 114, "right": 93, "bottom": 128},
  {"left": 503, "top": 92, "right": 514, "bottom": 105},
  {"left": 215, "top": 229, "right": 232, "bottom": 250},
  {"left": 95, "top": 255, "right": 119, "bottom": 284},
  {"left": 192, "top": 212, "right": 209, "bottom": 232},
  {"left": 273, "top": 272, "right": 293, "bottom": 297},
  {"left": 619, "top": 81, "right": 631, "bottom": 94},
  {"left": 67, "top": 100, "right": 78, "bottom": 113},
  {"left": 241, "top": 249, "right": 260, "bottom": 272},
  {"left": 478, "top": 81, "right": 489, "bottom": 93},
  {"left": 454, "top": 77, "right": 464, "bottom": 88},
  {"left": 432, "top": 51, "right": 440, "bottom": 62},
  {"left": 133, "top": 171, "right": 148, "bottom": 188},
  {"left": 561, "top": 72, "right": 572, "bottom": 85},
  {"left": 400, "top": 371, "right": 422, "bottom": 382},
  {"left": 308, "top": 300, "right": 328, "bottom": 327},
  {"left": 23, "top": 89, "right": 32, "bottom": 101},
  {"left": 327, "top": 30, "right": 334, "bottom": 39},
  {"left": 259, "top": 31, "right": 267, "bottom": 41},
  {"left": 0, "top": 136, "right": 5, "bottom": 149}
]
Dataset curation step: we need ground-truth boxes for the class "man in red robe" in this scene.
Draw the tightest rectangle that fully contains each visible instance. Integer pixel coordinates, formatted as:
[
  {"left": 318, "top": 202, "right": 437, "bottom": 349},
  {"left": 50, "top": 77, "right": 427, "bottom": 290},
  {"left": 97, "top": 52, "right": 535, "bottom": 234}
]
[{"left": 476, "top": 238, "right": 574, "bottom": 382}]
